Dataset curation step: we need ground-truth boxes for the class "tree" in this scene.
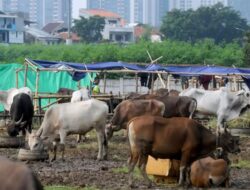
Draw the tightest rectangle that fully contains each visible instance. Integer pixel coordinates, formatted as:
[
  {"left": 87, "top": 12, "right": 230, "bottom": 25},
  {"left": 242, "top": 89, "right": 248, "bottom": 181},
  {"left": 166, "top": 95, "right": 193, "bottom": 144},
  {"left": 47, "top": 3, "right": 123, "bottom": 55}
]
[
  {"left": 244, "top": 32, "right": 250, "bottom": 66},
  {"left": 160, "top": 3, "right": 249, "bottom": 43},
  {"left": 72, "top": 16, "right": 105, "bottom": 43}
]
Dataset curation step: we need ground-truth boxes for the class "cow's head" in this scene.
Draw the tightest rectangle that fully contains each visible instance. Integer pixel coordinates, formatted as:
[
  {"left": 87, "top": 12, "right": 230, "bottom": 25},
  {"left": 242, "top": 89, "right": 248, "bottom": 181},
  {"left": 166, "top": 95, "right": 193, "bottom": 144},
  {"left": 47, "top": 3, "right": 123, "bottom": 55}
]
[
  {"left": 220, "top": 130, "right": 240, "bottom": 154},
  {"left": 7, "top": 115, "right": 27, "bottom": 137},
  {"left": 237, "top": 90, "right": 250, "bottom": 108},
  {"left": 27, "top": 131, "right": 45, "bottom": 151},
  {"left": 105, "top": 124, "right": 114, "bottom": 140}
]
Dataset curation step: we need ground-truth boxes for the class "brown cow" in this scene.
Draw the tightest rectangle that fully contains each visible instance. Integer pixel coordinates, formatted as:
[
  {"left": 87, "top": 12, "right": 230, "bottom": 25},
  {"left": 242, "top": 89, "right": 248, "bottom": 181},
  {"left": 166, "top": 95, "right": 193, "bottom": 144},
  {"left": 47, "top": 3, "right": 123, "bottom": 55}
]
[
  {"left": 190, "top": 156, "right": 230, "bottom": 188},
  {"left": 128, "top": 93, "right": 196, "bottom": 119},
  {"left": 105, "top": 99, "right": 165, "bottom": 139},
  {"left": 0, "top": 157, "right": 43, "bottom": 190},
  {"left": 127, "top": 115, "right": 240, "bottom": 187}
]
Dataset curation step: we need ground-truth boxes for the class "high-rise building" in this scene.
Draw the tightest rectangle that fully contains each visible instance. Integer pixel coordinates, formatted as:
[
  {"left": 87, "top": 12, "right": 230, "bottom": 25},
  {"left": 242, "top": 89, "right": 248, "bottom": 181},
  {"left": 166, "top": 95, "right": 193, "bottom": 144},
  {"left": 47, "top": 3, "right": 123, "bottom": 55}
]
[
  {"left": 1, "top": 0, "right": 71, "bottom": 29},
  {"left": 228, "top": 0, "right": 250, "bottom": 23},
  {"left": 86, "top": 0, "right": 168, "bottom": 27},
  {"left": 169, "top": 0, "right": 227, "bottom": 11},
  {"left": 143, "top": 0, "right": 168, "bottom": 27},
  {"left": 72, "top": 0, "right": 86, "bottom": 19}
]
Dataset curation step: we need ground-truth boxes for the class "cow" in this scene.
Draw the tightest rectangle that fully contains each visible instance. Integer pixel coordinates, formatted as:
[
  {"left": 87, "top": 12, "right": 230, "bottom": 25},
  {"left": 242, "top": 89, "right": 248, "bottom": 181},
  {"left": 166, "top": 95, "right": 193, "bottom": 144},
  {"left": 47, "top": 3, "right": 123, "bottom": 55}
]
[
  {"left": 0, "top": 156, "right": 43, "bottom": 190},
  {"left": 190, "top": 156, "right": 230, "bottom": 188},
  {"left": 0, "top": 87, "right": 32, "bottom": 111},
  {"left": 7, "top": 93, "right": 34, "bottom": 137},
  {"left": 57, "top": 88, "right": 74, "bottom": 103},
  {"left": 28, "top": 99, "right": 109, "bottom": 161},
  {"left": 127, "top": 115, "right": 240, "bottom": 187},
  {"left": 70, "top": 88, "right": 91, "bottom": 142},
  {"left": 70, "top": 88, "right": 90, "bottom": 102},
  {"left": 179, "top": 87, "right": 250, "bottom": 132},
  {"left": 105, "top": 99, "right": 165, "bottom": 140},
  {"left": 127, "top": 93, "right": 197, "bottom": 119}
]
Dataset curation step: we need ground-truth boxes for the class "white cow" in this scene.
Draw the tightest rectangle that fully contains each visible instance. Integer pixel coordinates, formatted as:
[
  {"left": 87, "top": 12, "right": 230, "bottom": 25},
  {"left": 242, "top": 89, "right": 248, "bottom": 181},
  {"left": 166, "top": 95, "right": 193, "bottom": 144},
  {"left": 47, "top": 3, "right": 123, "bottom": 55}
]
[
  {"left": 70, "top": 88, "right": 90, "bottom": 103},
  {"left": 28, "top": 99, "right": 109, "bottom": 161},
  {"left": 180, "top": 87, "right": 250, "bottom": 132},
  {"left": 0, "top": 87, "right": 32, "bottom": 111},
  {"left": 70, "top": 88, "right": 91, "bottom": 142}
]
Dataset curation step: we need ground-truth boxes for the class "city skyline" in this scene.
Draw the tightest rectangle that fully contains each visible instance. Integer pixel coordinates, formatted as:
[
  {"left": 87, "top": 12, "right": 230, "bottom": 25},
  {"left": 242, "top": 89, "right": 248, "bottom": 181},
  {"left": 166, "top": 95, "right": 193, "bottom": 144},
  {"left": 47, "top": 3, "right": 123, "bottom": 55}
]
[{"left": 0, "top": 0, "right": 250, "bottom": 29}]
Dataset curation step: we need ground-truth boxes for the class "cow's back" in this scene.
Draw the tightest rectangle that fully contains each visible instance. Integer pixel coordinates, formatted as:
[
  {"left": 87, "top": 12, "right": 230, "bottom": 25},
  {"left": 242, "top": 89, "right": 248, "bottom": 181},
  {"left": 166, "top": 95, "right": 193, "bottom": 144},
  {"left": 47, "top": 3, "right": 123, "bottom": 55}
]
[
  {"left": 42, "top": 99, "right": 108, "bottom": 133},
  {"left": 128, "top": 116, "right": 203, "bottom": 159},
  {"left": 10, "top": 93, "right": 34, "bottom": 121},
  {"left": 190, "top": 157, "right": 229, "bottom": 187},
  {"left": 0, "top": 157, "right": 43, "bottom": 190},
  {"left": 111, "top": 99, "right": 164, "bottom": 128}
]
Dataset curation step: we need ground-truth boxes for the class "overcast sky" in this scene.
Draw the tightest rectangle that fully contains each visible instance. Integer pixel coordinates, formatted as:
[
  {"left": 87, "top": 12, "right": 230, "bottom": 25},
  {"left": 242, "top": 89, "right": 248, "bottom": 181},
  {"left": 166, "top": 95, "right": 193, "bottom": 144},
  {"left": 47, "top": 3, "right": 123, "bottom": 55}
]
[{"left": 72, "top": 0, "right": 87, "bottom": 19}]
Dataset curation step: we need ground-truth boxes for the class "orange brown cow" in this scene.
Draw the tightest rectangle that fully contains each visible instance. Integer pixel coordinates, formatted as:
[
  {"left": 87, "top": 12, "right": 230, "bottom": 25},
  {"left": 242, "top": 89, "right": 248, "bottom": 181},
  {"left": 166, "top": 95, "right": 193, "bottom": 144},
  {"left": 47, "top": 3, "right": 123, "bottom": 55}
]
[{"left": 127, "top": 115, "right": 240, "bottom": 187}]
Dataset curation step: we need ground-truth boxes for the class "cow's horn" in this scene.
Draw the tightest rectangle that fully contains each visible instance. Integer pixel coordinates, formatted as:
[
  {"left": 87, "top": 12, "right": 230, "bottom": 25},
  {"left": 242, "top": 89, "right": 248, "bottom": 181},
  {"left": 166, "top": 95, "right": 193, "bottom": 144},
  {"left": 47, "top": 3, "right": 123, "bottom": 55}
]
[{"left": 15, "top": 114, "right": 24, "bottom": 125}]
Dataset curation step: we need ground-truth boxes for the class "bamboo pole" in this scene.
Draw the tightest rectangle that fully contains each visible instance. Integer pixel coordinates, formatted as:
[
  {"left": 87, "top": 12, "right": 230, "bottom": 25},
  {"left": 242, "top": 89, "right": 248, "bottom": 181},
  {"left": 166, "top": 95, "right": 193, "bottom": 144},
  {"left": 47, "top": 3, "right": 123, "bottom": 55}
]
[
  {"left": 103, "top": 72, "right": 107, "bottom": 94},
  {"left": 24, "top": 63, "right": 28, "bottom": 87},
  {"left": 15, "top": 70, "right": 19, "bottom": 88},
  {"left": 135, "top": 73, "right": 138, "bottom": 93},
  {"left": 35, "top": 70, "right": 40, "bottom": 113}
]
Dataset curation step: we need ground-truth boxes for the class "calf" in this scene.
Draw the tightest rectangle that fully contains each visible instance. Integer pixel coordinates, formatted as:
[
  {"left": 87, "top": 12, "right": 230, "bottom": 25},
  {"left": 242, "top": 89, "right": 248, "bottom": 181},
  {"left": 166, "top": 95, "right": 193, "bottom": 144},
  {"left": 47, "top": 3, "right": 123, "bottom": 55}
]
[
  {"left": 105, "top": 99, "right": 165, "bottom": 139},
  {"left": 29, "top": 99, "right": 109, "bottom": 161},
  {"left": 0, "top": 157, "right": 43, "bottom": 190},
  {"left": 127, "top": 115, "right": 240, "bottom": 187},
  {"left": 190, "top": 157, "right": 230, "bottom": 188},
  {"left": 7, "top": 93, "right": 34, "bottom": 137}
]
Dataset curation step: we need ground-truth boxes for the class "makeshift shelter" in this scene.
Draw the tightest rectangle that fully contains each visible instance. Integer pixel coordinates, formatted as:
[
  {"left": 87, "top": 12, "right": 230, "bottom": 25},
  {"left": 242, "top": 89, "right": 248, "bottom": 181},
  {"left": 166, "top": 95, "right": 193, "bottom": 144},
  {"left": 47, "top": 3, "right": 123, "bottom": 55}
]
[{"left": 0, "top": 62, "right": 93, "bottom": 111}]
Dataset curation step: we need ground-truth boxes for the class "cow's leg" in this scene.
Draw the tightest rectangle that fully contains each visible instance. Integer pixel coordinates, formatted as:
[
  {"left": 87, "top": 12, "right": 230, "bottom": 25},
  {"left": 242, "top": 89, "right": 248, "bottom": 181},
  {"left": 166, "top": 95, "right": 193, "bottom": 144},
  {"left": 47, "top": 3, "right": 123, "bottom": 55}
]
[
  {"left": 59, "top": 130, "right": 66, "bottom": 161},
  {"left": 96, "top": 127, "right": 107, "bottom": 160},
  {"left": 179, "top": 152, "right": 191, "bottom": 186},
  {"left": 50, "top": 141, "right": 57, "bottom": 162},
  {"left": 138, "top": 154, "right": 152, "bottom": 188},
  {"left": 128, "top": 151, "right": 139, "bottom": 188}
]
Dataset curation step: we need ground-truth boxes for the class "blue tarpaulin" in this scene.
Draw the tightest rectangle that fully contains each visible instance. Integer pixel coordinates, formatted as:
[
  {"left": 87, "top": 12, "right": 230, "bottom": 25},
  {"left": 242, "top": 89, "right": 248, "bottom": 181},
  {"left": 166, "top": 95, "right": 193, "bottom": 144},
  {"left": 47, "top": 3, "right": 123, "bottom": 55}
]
[{"left": 28, "top": 59, "right": 250, "bottom": 84}]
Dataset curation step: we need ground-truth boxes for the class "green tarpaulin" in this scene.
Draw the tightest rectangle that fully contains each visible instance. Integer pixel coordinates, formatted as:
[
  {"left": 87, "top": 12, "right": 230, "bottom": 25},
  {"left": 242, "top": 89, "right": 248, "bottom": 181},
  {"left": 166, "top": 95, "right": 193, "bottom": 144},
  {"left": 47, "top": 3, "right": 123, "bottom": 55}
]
[{"left": 0, "top": 63, "right": 94, "bottom": 111}]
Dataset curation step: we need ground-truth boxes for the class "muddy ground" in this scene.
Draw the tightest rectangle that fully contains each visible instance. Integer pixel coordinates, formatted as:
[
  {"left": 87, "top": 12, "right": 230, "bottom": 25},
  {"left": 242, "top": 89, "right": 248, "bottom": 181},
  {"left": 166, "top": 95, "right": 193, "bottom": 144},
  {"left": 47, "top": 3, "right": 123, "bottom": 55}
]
[{"left": 0, "top": 131, "right": 250, "bottom": 190}]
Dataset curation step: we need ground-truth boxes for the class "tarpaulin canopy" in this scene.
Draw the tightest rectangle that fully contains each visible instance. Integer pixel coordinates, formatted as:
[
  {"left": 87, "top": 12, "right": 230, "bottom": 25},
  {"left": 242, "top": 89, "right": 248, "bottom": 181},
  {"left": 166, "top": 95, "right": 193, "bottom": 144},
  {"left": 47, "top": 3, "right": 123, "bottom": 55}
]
[
  {"left": 28, "top": 59, "right": 144, "bottom": 81},
  {"left": 26, "top": 58, "right": 250, "bottom": 80}
]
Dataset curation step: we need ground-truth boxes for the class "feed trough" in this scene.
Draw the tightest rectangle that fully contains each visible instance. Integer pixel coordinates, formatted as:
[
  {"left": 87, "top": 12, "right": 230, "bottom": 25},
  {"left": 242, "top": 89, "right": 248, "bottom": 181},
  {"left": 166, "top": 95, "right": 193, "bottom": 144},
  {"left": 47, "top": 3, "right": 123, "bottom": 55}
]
[
  {"left": 17, "top": 148, "right": 49, "bottom": 161},
  {"left": 0, "top": 135, "right": 25, "bottom": 148}
]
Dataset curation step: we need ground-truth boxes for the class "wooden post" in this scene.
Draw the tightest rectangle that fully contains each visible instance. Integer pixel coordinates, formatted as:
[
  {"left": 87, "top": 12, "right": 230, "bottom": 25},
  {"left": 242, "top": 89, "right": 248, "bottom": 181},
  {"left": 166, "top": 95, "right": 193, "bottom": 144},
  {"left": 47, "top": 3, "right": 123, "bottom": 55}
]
[
  {"left": 119, "top": 77, "right": 124, "bottom": 95},
  {"left": 15, "top": 70, "right": 19, "bottom": 88},
  {"left": 24, "top": 63, "right": 28, "bottom": 87},
  {"left": 77, "top": 81, "right": 81, "bottom": 89},
  {"left": 167, "top": 74, "right": 171, "bottom": 90},
  {"left": 233, "top": 75, "right": 237, "bottom": 91},
  {"left": 35, "top": 70, "right": 40, "bottom": 113},
  {"left": 150, "top": 74, "right": 155, "bottom": 94},
  {"left": 103, "top": 72, "right": 107, "bottom": 94},
  {"left": 135, "top": 73, "right": 138, "bottom": 93}
]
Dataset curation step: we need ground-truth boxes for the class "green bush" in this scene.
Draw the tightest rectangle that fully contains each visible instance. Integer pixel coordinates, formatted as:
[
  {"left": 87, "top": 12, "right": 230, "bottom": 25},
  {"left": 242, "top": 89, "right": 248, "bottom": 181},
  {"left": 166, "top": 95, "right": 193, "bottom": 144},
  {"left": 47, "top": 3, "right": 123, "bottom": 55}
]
[{"left": 0, "top": 40, "right": 245, "bottom": 67}]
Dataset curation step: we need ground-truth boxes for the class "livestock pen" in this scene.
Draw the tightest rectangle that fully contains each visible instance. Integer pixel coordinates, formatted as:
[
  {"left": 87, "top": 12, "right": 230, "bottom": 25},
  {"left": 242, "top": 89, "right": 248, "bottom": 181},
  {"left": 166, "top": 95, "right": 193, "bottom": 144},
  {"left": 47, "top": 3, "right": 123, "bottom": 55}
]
[{"left": 1, "top": 59, "right": 250, "bottom": 189}]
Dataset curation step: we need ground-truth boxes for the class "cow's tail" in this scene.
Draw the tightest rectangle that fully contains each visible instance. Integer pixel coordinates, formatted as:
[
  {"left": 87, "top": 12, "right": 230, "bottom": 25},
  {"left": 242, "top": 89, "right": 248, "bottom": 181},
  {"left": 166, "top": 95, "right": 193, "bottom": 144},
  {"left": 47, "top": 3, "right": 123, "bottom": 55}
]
[{"left": 189, "top": 98, "right": 197, "bottom": 119}]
